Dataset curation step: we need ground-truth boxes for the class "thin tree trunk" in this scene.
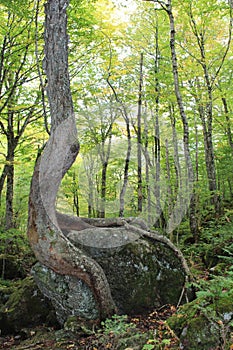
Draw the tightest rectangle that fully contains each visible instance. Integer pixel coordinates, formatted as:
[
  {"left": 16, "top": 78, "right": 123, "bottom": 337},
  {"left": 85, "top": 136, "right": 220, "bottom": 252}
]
[
  {"left": 193, "top": 80, "right": 221, "bottom": 216},
  {"left": 99, "top": 161, "right": 108, "bottom": 218},
  {"left": 144, "top": 106, "right": 152, "bottom": 225},
  {"left": 152, "top": 21, "right": 165, "bottom": 229},
  {"left": 106, "top": 75, "right": 132, "bottom": 218},
  {"left": 84, "top": 154, "right": 96, "bottom": 218},
  {"left": 5, "top": 108, "right": 16, "bottom": 229},
  {"left": 165, "top": 139, "right": 172, "bottom": 222},
  {"left": 5, "top": 161, "right": 14, "bottom": 229},
  {"left": 0, "top": 105, "right": 36, "bottom": 226},
  {"left": 98, "top": 130, "right": 112, "bottom": 218},
  {"left": 166, "top": 104, "right": 184, "bottom": 240},
  {"left": 169, "top": 104, "right": 181, "bottom": 194},
  {"left": 137, "top": 53, "right": 143, "bottom": 213},
  {"left": 119, "top": 119, "right": 131, "bottom": 217},
  {"left": 166, "top": 0, "right": 199, "bottom": 240},
  {"left": 194, "top": 113, "right": 199, "bottom": 183},
  {"left": 0, "top": 165, "right": 8, "bottom": 205},
  {"left": 72, "top": 172, "right": 79, "bottom": 216},
  {"left": 188, "top": 7, "right": 222, "bottom": 215},
  {"left": 222, "top": 97, "right": 233, "bottom": 150}
]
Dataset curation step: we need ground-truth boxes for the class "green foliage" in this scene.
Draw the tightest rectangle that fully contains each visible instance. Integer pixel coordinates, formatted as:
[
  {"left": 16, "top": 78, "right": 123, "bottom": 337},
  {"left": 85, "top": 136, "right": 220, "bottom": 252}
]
[
  {"left": 0, "top": 226, "right": 34, "bottom": 280},
  {"left": 193, "top": 273, "right": 233, "bottom": 305},
  {"left": 0, "top": 227, "right": 28, "bottom": 255},
  {"left": 91, "top": 314, "right": 146, "bottom": 349},
  {"left": 100, "top": 314, "right": 135, "bottom": 335},
  {"left": 143, "top": 344, "right": 155, "bottom": 350},
  {"left": 142, "top": 339, "right": 171, "bottom": 350},
  {"left": 0, "top": 0, "right": 35, "bottom": 20},
  {"left": 183, "top": 220, "right": 233, "bottom": 270},
  {"left": 143, "top": 338, "right": 171, "bottom": 350},
  {"left": 218, "top": 245, "right": 233, "bottom": 264},
  {"left": 141, "top": 316, "right": 180, "bottom": 350},
  {"left": 1, "top": 0, "right": 233, "bottom": 235},
  {"left": 168, "top": 273, "right": 233, "bottom": 347},
  {"left": 169, "top": 221, "right": 233, "bottom": 347}
]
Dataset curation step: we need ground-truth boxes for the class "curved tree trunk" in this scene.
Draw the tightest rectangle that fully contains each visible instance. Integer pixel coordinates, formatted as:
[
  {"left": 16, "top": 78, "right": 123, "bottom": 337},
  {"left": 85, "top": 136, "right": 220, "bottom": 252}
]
[
  {"left": 27, "top": 0, "right": 116, "bottom": 320},
  {"left": 27, "top": 0, "right": 191, "bottom": 324}
]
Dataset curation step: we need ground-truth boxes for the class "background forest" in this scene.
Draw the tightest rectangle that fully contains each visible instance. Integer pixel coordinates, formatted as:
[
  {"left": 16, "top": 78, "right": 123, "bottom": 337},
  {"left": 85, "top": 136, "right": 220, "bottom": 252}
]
[{"left": 0, "top": 0, "right": 233, "bottom": 348}]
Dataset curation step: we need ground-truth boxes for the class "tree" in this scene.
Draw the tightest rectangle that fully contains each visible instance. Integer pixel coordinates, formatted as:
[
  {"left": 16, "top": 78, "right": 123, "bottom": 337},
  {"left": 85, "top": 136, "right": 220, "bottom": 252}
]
[
  {"left": 184, "top": 0, "right": 232, "bottom": 215},
  {"left": 27, "top": 0, "right": 116, "bottom": 319},
  {"left": 27, "top": 0, "right": 191, "bottom": 324},
  {"left": 136, "top": 53, "right": 144, "bottom": 213},
  {"left": 142, "top": 0, "right": 198, "bottom": 239},
  {"left": 79, "top": 97, "right": 117, "bottom": 218},
  {"left": 0, "top": 5, "right": 42, "bottom": 229}
]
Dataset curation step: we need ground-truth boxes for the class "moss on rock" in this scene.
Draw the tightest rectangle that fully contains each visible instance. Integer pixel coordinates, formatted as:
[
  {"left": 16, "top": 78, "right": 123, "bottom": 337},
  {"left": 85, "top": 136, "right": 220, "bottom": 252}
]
[
  {"left": 167, "top": 285, "right": 233, "bottom": 349},
  {"left": 32, "top": 263, "right": 99, "bottom": 325},
  {"left": 32, "top": 227, "right": 187, "bottom": 325},
  {"left": 95, "top": 237, "right": 185, "bottom": 314},
  {"left": 0, "top": 277, "right": 56, "bottom": 334}
]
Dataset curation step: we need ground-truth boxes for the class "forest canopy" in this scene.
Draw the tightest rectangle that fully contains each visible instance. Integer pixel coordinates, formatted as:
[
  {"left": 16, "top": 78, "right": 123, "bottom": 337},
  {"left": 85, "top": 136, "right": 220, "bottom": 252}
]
[{"left": 0, "top": 0, "right": 232, "bottom": 237}]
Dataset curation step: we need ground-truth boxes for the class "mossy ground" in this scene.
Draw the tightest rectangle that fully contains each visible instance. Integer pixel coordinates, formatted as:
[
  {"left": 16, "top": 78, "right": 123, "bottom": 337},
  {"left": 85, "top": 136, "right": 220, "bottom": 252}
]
[
  {"left": 1, "top": 221, "right": 233, "bottom": 349},
  {"left": 0, "top": 306, "right": 179, "bottom": 349}
]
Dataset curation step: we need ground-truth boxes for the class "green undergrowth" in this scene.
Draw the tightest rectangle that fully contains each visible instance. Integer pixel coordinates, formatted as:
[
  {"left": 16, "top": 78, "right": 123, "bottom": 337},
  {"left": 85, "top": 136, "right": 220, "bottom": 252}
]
[
  {"left": 166, "top": 219, "right": 233, "bottom": 349},
  {"left": 0, "top": 217, "right": 233, "bottom": 348},
  {"left": 0, "top": 227, "right": 35, "bottom": 280},
  {"left": 182, "top": 219, "right": 233, "bottom": 273}
]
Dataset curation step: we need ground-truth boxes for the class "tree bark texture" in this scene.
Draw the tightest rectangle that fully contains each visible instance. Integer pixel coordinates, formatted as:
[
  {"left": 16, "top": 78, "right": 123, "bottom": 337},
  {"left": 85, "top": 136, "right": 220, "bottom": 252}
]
[
  {"left": 166, "top": 0, "right": 199, "bottom": 240},
  {"left": 27, "top": 0, "right": 116, "bottom": 320},
  {"left": 152, "top": 19, "right": 165, "bottom": 228},
  {"left": 222, "top": 97, "right": 233, "bottom": 150},
  {"left": 137, "top": 53, "right": 143, "bottom": 213},
  {"left": 189, "top": 7, "right": 221, "bottom": 214},
  {"left": 27, "top": 0, "right": 191, "bottom": 323},
  {"left": 119, "top": 118, "right": 131, "bottom": 217}
]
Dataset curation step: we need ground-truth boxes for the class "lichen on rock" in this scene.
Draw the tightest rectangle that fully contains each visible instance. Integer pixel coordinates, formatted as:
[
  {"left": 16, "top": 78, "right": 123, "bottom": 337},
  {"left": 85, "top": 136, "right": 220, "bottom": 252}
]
[
  {"left": 32, "top": 224, "right": 188, "bottom": 325},
  {"left": 31, "top": 263, "right": 99, "bottom": 325},
  {"left": 167, "top": 286, "right": 233, "bottom": 349}
]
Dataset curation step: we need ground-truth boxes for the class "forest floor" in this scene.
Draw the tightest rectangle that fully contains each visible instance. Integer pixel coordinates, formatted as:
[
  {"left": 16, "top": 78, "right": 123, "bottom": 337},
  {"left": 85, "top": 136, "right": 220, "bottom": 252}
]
[
  {"left": 0, "top": 305, "right": 179, "bottom": 349},
  {"left": 1, "top": 219, "right": 233, "bottom": 349}
]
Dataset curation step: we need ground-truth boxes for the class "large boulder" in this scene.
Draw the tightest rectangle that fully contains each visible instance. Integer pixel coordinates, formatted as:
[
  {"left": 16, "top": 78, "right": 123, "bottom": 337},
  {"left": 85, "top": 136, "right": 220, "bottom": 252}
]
[{"left": 32, "top": 223, "right": 189, "bottom": 325}]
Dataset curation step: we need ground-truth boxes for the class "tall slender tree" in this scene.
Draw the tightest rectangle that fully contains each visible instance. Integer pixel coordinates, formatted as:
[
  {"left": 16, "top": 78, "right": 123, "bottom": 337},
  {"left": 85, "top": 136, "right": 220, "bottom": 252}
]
[
  {"left": 143, "top": 0, "right": 199, "bottom": 239},
  {"left": 137, "top": 53, "right": 144, "bottom": 213},
  {"left": 0, "top": 8, "right": 42, "bottom": 229}
]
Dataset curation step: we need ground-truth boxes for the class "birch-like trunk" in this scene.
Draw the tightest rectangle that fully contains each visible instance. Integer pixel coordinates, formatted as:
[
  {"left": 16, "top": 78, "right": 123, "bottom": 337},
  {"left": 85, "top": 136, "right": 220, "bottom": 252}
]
[
  {"left": 166, "top": 0, "right": 199, "bottom": 240},
  {"left": 137, "top": 53, "right": 143, "bottom": 213},
  {"left": 222, "top": 97, "right": 233, "bottom": 150}
]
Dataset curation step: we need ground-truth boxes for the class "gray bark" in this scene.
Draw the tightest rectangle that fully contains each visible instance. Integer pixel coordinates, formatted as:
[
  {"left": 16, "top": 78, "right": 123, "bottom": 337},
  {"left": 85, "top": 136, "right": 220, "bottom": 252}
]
[
  {"left": 27, "top": 0, "right": 116, "bottom": 319},
  {"left": 188, "top": 5, "right": 224, "bottom": 214},
  {"left": 137, "top": 53, "right": 143, "bottom": 213},
  {"left": 222, "top": 97, "right": 233, "bottom": 150},
  {"left": 27, "top": 0, "right": 191, "bottom": 323},
  {"left": 165, "top": 0, "right": 199, "bottom": 240}
]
